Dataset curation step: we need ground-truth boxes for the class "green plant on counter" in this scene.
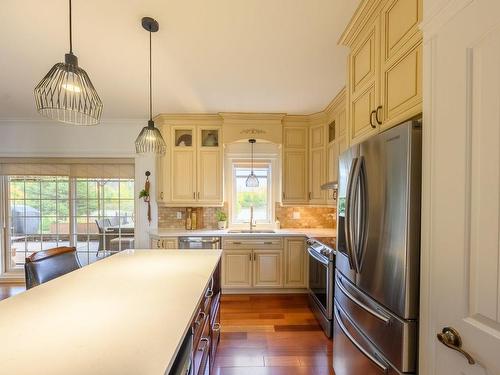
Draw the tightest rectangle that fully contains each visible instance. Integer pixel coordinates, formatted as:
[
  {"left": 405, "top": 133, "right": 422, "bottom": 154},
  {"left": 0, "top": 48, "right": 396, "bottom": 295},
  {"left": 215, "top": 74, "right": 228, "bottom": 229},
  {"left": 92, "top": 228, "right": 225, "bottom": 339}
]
[{"left": 215, "top": 210, "right": 227, "bottom": 222}]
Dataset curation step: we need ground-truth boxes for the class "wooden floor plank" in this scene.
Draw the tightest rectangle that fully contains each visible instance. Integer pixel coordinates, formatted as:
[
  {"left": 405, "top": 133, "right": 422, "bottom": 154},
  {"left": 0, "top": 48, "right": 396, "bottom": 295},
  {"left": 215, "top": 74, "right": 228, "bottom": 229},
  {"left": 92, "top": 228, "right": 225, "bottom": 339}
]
[{"left": 216, "top": 294, "right": 334, "bottom": 374}]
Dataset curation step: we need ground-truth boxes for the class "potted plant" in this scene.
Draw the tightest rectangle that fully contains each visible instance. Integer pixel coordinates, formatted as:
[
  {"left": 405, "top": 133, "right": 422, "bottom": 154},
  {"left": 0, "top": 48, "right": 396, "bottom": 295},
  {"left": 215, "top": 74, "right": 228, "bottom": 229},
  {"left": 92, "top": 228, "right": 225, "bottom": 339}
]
[{"left": 215, "top": 210, "right": 227, "bottom": 230}]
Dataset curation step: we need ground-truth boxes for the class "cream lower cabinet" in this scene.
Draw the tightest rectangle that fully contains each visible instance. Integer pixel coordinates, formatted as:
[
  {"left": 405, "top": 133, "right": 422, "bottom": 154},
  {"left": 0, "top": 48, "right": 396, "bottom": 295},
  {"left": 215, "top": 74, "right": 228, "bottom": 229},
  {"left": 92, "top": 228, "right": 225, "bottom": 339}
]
[
  {"left": 253, "top": 250, "right": 283, "bottom": 288},
  {"left": 284, "top": 238, "right": 307, "bottom": 288},
  {"left": 151, "top": 237, "right": 178, "bottom": 249},
  {"left": 222, "top": 250, "right": 253, "bottom": 288},
  {"left": 222, "top": 236, "right": 307, "bottom": 290}
]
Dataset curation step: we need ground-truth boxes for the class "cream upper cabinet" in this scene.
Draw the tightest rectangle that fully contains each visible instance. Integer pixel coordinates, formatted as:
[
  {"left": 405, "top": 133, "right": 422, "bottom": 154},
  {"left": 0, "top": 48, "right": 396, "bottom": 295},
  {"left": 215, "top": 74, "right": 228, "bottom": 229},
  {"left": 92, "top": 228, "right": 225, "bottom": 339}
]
[
  {"left": 379, "top": 0, "right": 422, "bottom": 129},
  {"left": 197, "top": 127, "right": 222, "bottom": 204},
  {"left": 282, "top": 125, "right": 309, "bottom": 204},
  {"left": 253, "top": 250, "right": 283, "bottom": 288},
  {"left": 222, "top": 250, "right": 252, "bottom": 288},
  {"left": 157, "top": 123, "right": 223, "bottom": 206},
  {"left": 342, "top": 0, "right": 422, "bottom": 145},
  {"left": 348, "top": 17, "right": 380, "bottom": 144},
  {"left": 309, "top": 123, "right": 326, "bottom": 204},
  {"left": 284, "top": 238, "right": 307, "bottom": 288}
]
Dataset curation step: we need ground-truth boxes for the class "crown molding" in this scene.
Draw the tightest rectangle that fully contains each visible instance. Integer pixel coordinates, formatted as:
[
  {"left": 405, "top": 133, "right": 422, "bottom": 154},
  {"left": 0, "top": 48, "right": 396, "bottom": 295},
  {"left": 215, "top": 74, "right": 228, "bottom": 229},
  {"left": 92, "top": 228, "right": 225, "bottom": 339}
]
[
  {"left": 338, "top": 0, "right": 381, "bottom": 46},
  {"left": 154, "top": 113, "right": 222, "bottom": 126},
  {"left": 324, "top": 87, "right": 346, "bottom": 116}
]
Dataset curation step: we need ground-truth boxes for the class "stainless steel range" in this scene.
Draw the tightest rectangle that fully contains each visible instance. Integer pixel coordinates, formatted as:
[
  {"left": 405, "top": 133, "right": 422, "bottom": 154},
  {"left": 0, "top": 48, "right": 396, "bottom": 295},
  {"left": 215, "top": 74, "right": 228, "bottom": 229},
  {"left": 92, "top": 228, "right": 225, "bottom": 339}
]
[{"left": 307, "top": 237, "right": 336, "bottom": 338}]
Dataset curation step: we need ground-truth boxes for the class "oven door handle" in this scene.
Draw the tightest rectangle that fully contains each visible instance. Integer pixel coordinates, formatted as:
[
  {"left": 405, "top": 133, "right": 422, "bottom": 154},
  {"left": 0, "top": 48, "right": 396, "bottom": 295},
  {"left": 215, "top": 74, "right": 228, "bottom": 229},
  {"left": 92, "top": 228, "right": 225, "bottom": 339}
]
[
  {"left": 334, "top": 303, "right": 389, "bottom": 373},
  {"left": 335, "top": 272, "right": 391, "bottom": 325},
  {"left": 307, "top": 247, "right": 329, "bottom": 265}
]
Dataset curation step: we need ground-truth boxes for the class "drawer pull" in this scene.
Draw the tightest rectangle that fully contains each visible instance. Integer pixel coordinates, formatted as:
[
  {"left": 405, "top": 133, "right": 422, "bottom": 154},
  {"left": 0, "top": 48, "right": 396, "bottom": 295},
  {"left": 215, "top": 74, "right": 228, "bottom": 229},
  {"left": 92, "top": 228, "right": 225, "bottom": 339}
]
[
  {"left": 263, "top": 241, "right": 273, "bottom": 245},
  {"left": 233, "top": 241, "right": 242, "bottom": 244},
  {"left": 212, "top": 323, "right": 221, "bottom": 332},
  {"left": 195, "top": 311, "right": 206, "bottom": 326},
  {"left": 198, "top": 337, "right": 209, "bottom": 351}
]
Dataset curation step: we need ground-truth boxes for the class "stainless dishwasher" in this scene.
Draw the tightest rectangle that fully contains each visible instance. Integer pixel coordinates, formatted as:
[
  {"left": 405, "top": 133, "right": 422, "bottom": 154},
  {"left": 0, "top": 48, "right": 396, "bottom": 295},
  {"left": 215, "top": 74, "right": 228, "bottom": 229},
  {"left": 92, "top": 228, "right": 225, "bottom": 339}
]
[{"left": 178, "top": 237, "right": 221, "bottom": 249}]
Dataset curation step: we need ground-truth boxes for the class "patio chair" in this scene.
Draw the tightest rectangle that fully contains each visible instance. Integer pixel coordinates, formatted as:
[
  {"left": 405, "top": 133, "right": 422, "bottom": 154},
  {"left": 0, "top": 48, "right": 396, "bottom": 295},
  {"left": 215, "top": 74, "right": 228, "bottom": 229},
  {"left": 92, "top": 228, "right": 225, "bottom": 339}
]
[
  {"left": 24, "top": 247, "right": 81, "bottom": 289},
  {"left": 95, "top": 219, "right": 113, "bottom": 256}
]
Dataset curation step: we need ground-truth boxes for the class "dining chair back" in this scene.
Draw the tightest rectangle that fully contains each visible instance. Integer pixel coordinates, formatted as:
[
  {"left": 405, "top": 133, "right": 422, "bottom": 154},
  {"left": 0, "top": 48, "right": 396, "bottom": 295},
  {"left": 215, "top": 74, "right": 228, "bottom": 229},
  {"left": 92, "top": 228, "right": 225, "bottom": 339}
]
[{"left": 24, "top": 247, "right": 81, "bottom": 289}]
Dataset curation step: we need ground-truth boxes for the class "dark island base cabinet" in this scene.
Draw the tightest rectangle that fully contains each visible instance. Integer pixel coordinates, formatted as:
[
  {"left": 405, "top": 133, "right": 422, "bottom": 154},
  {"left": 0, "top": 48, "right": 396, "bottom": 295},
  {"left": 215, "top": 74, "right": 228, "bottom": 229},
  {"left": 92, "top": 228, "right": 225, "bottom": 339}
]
[{"left": 190, "top": 260, "right": 221, "bottom": 375}]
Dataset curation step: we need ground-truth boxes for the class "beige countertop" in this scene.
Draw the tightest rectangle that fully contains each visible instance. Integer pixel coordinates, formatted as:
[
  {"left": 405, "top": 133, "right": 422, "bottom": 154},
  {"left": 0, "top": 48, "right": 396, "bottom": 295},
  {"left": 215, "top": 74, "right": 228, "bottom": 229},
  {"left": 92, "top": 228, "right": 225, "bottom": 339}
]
[
  {"left": 0, "top": 249, "right": 222, "bottom": 375},
  {"left": 149, "top": 227, "right": 336, "bottom": 238}
]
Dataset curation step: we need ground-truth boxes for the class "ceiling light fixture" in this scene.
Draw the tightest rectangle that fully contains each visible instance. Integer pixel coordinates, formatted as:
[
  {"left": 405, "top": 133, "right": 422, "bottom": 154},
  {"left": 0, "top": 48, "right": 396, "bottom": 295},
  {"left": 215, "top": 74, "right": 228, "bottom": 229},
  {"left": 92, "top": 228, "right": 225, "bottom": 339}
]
[
  {"left": 246, "top": 139, "right": 259, "bottom": 188},
  {"left": 135, "top": 17, "right": 166, "bottom": 155},
  {"left": 34, "top": 0, "right": 102, "bottom": 125}
]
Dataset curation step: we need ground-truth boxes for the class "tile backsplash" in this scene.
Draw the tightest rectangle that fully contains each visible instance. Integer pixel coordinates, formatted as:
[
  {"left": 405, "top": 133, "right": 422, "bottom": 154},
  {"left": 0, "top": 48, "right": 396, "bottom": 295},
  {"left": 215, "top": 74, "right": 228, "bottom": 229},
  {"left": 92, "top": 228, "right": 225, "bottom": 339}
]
[
  {"left": 158, "top": 204, "right": 335, "bottom": 230},
  {"left": 275, "top": 204, "right": 336, "bottom": 229},
  {"left": 158, "top": 207, "right": 219, "bottom": 229}
]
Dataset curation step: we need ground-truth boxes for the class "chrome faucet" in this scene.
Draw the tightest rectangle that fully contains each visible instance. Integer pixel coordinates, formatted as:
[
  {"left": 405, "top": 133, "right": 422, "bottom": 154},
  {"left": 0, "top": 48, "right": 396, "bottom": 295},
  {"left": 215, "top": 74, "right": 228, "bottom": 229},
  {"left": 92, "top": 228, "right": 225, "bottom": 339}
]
[{"left": 249, "top": 206, "right": 256, "bottom": 231}]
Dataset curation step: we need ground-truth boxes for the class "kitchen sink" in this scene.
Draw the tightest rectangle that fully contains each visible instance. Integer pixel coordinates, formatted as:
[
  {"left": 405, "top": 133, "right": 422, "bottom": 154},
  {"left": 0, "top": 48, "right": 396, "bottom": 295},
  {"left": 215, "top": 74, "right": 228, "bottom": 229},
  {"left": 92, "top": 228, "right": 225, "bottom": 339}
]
[{"left": 227, "top": 229, "right": 276, "bottom": 234}]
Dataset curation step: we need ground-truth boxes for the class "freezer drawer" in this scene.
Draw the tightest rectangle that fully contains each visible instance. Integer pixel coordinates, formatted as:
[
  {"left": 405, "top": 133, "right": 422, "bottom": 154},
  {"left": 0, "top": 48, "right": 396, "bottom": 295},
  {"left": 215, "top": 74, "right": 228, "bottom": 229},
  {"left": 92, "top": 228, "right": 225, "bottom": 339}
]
[
  {"left": 334, "top": 271, "right": 417, "bottom": 372},
  {"left": 333, "top": 301, "right": 411, "bottom": 375}
]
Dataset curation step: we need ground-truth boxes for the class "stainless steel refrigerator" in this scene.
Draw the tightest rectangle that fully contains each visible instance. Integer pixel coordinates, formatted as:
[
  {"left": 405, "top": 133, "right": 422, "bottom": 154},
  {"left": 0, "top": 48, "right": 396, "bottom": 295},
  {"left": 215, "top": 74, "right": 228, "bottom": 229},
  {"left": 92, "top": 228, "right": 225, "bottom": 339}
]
[{"left": 333, "top": 119, "right": 421, "bottom": 375}]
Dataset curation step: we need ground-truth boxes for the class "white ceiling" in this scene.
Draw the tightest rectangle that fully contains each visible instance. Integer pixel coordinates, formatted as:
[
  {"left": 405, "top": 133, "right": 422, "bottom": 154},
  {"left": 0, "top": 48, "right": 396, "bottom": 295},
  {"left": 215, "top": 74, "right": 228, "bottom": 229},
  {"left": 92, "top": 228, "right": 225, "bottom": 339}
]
[{"left": 0, "top": 0, "right": 360, "bottom": 120}]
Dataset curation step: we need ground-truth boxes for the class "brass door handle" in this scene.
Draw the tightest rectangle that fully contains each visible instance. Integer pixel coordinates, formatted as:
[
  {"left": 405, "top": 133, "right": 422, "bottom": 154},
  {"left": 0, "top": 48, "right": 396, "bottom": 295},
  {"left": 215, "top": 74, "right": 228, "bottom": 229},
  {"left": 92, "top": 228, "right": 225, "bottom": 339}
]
[
  {"left": 369, "top": 110, "right": 377, "bottom": 128},
  {"left": 437, "top": 327, "right": 476, "bottom": 365}
]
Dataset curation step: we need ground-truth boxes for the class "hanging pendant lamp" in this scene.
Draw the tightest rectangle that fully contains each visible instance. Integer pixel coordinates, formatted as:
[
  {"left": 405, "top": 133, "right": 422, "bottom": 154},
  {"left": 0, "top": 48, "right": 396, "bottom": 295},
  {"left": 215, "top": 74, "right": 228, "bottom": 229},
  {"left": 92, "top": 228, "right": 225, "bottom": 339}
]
[
  {"left": 135, "top": 17, "right": 166, "bottom": 155},
  {"left": 34, "top": 0, "right": 102, "bottom": 125},
  {"left": 246, "top": 139, "right": 259, "bottom": 188}
]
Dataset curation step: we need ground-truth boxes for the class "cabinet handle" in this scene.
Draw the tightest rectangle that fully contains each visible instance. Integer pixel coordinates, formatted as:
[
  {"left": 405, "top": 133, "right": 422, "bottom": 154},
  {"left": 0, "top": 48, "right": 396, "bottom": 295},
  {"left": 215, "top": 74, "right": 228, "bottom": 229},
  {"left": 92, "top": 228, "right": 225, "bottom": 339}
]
[
  {"left": 160, "top": 192, "right": 164, "bottom": 200},
  {"left": 308, "top": 192, "right": 312, "bottom": 200},
  {"left": 195, "top": 311, "right": 206, "bottom": 326},
  {"left": 233, "top": 241, "right": 242, "bottom": 245},
  {"left": 249, "top": 253, "right": 252, "bottom": 261},
  {"left": 375, "top": 105, "right": 382, "bottom": 125},
  {"left": 369, "top": 110, "right": 377, "bottom": 128},
  {"left": 197, "top": 192, "right": 200, "bottom": 199},
  {"left": 198, "top": 337, "right": 210, "bottom": 351},
  {"left": 282, "top": 192, "right": 285, "bottom": 199},
  {"left": 263, "top": 241, "right": 273, "bottom": 245}
]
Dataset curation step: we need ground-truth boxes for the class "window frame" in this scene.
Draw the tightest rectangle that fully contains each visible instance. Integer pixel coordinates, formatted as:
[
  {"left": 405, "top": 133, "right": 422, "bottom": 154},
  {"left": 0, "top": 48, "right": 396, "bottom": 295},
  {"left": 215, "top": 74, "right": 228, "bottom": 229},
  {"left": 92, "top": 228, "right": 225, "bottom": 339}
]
[{"left": 0, "top": 174, "right": 135, "bottom": 277}]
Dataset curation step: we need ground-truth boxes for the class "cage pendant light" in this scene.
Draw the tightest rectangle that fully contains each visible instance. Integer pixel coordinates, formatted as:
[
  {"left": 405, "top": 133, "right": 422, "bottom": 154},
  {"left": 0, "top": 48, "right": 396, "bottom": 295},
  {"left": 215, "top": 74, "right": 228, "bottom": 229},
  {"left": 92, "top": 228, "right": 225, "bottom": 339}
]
[
  {"left": 246, "top": 139, "right": 259, "bottom": 188},
  {"left": 34, "top": 0, "right": 103, "bottom": 125},
  {"left": 135, "top": 17, "right": 166, "bottom": 155}
]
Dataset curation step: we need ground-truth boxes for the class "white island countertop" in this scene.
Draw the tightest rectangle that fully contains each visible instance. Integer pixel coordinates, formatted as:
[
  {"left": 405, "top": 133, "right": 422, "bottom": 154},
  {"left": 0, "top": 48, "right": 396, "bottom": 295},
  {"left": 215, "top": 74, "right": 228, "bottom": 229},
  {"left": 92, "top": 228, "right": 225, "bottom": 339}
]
[
  {"left": 150, "top": 227, "right": 336, "bottom": 238},
  {"left": 0, "top": 249, "right": 222, "bottom": 375}
]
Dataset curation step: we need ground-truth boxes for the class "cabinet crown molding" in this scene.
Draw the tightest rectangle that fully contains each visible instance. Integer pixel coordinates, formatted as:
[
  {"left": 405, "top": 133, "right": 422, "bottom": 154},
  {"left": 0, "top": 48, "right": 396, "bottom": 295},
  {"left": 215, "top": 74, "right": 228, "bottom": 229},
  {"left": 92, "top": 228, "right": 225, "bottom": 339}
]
[
  {"left": 338, "top": 0, "right": 383, "bottom": 46},
  {"left": 154, "top": 113, "right": 222, "bottom": 126}
]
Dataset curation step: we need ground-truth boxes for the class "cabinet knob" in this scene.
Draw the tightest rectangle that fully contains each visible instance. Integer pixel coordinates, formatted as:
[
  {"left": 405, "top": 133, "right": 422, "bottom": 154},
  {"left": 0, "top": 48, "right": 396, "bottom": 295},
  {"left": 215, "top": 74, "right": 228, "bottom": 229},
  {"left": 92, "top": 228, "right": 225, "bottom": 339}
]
[{"left": 160, "top": 192, "right": 164, "bottom": 200}]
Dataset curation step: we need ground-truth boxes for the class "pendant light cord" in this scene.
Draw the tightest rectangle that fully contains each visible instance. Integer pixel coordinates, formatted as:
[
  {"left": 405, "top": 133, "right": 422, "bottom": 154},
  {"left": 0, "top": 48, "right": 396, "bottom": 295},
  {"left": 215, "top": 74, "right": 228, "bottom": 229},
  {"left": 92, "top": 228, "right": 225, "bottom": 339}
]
[
  {"left": 251, "top": 141, "right": 254, "bottom": 174},
  {"left": 149, "top": 29, "right": 153, "bottom": 122},
  {"left": 69, "top": 0, "right": 73, "bottom": 54}
]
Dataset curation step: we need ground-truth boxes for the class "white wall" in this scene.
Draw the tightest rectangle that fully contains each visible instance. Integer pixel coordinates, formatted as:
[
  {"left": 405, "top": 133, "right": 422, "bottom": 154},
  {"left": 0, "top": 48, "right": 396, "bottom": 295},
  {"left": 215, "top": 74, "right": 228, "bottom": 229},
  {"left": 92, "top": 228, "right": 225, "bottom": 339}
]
[{"left": 0, "top": 118, "right": 158, "bottom": 248}]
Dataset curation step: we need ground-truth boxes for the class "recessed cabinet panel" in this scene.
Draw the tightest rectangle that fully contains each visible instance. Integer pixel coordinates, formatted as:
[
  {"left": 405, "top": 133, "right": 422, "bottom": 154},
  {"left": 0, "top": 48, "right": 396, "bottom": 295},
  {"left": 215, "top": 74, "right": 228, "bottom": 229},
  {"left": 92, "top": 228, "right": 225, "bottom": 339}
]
[
  {"left": 284, "top": 127, "right": 308, "bottom": 149},
  {"left": 382, "top": 0, "right": 421, "bottom": 61},
  {"left": 283, "top": 150, "right": 308, "bottom": 203},
  {"left": 382, "top": 42, "right": 422, "bottom": 129},
  {"left": 309, "top": 148, "right": 325, "bottom": 203},
  {"left": 222, "top": 251, "right": 252, "bottom": 288},
  {"left": 171, "top": 150, "right": 196, "bottom": 202},
  {"left": 284, "top": 238, "right": 307, "bottom": 288},
  {"left": 352, "top": 28, "right": 376, "bottom": 94},
  {"left": 197, "top": 150, "right": 222, "bottom": 203},
  {"left": 253, "top": 250, "right": 283, "bottom": 288},
  {"left": 310, "top": 125, "right": 325, "bottom": 149},
  {"left": 351, "top": 85, "right": 377, "bottom": 142}
]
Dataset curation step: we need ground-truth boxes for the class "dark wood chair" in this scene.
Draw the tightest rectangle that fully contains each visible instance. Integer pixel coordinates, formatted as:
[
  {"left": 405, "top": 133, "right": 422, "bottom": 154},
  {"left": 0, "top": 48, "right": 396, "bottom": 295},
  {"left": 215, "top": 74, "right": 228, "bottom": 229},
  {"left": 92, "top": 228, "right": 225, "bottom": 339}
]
[{"left": 24, "top": 247, "right": 81, "bottom": 289}]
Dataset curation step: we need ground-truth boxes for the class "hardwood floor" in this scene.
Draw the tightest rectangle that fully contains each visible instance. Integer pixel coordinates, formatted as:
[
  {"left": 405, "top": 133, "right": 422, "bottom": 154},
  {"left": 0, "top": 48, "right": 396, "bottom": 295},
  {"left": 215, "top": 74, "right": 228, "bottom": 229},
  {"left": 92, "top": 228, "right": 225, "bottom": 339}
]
[{"left": 214, "top": 294, "right": 334, "bottom": 375}]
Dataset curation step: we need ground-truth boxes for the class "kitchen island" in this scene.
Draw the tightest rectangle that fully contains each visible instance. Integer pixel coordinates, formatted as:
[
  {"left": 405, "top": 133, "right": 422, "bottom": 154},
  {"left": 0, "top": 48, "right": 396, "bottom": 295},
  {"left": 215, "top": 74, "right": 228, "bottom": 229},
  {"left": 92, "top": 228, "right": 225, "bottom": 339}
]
[{"left": 0, "top": 249, "right": 222, "bottom": 375}]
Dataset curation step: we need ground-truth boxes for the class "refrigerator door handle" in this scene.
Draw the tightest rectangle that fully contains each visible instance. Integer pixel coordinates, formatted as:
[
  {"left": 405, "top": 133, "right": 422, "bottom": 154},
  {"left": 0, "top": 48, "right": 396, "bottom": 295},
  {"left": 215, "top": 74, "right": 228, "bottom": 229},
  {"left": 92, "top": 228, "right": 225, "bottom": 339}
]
[
  {"left": 334, "top": 303, "right": 390, "bottom": 373},
  {"left": 345, "top": 157, "right": 358, "bottom": 270},
  {"left": 354, "top": 156, "right": 368, "bottom": 273},
  {"left": 349, "top": 158, "right": 364, "bottom": 273},
  {"left": 335, "top": 272, "right": 391, "bottom": 325}
]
